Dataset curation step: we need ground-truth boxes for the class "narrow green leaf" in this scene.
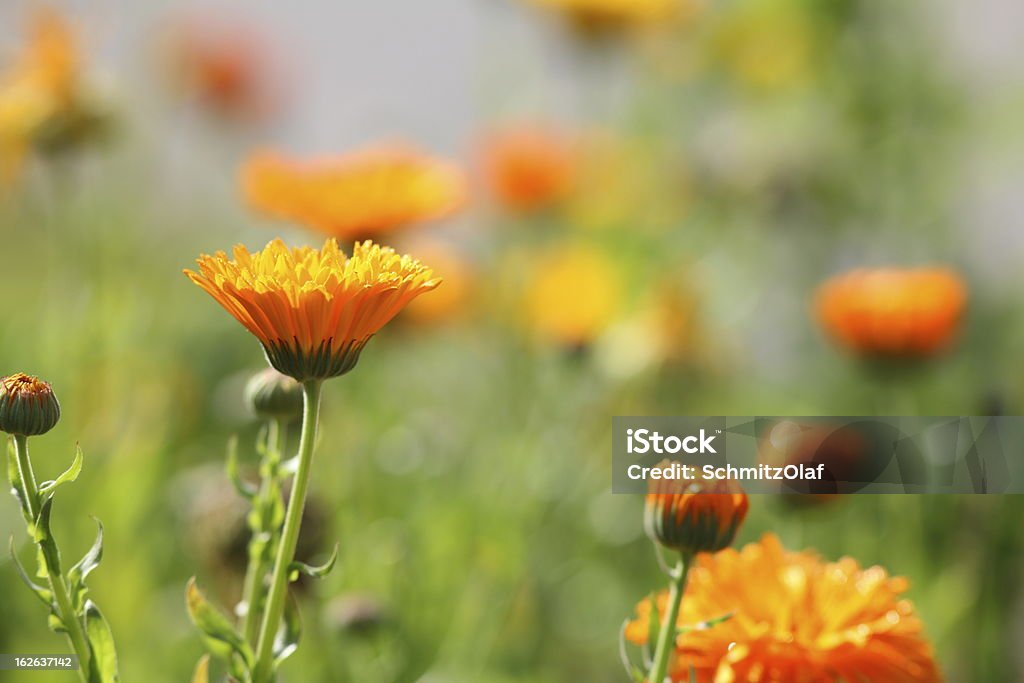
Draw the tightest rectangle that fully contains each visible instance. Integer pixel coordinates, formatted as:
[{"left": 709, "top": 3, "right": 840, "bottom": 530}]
[
  {"left": 287, "top": 544, "right": 338, "bottom": 583},
  {"left": 226, "top": 437, "right": 257, "bottom": 501},
  {"left": 642, "top": 591, "right": 659, "bottom": 668},
  {"left": 38, "top": 445, "right": 83, "bottom": 495},
  {"left": 34, "top": 496, "right": 62, "bottom": 576},
  {"left": 677, "top": 611, "right": 734, "bottom": 636},
  {"left": 69, "top": 518, "right": 104, "bottom": 611},
  {"left": 84, "top": 601, "right": 120, "bottom": 682},
  {"left": 191, "top": 655, "right": 210, "bottom": 683},
  {"left": 185, "top": 578, "right": 254, "bottom": 670},
  {"left": 8, "top": 536, "right": 53, "bottom": 608},
  {"left": 273, "top": 592, "right": 301, "bottom": 665}
]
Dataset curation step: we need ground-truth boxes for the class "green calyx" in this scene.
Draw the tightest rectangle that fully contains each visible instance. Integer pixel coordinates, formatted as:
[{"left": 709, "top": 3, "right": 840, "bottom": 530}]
[{"left": 0, "top": 373, "right": 62, "bottom": 437}]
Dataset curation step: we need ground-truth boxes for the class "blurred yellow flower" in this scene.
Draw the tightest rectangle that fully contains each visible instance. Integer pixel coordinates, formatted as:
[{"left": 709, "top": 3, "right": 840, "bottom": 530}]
[
  {"left": 240, "top": 144, "right": 468, "bottom": 243},
  {"left": 184, "top": 239, "right": 440, "bottom": 380},
  {"left": 0, "top": 8, "right": 108, "bottom": 185},
  {"left": 626, "top": 533, "right": 943, "bottom": 682},
  {"left": 400, "top": 242, "right": 475, "bottom": 326},
  {"left": 815, "top": 267, "right": 967, "bottom": 358},
  {"left": 713, "top": 1, "right": 817, "bottom": 90},
  {"left": 479, "top": 124, "right": 577, "bottom": 213},
  {"left": 524, "top": 243, "right": 623, "bottom": 346},
  {"left": 528, "top": 0, "right": 685, "bottom": 29}
]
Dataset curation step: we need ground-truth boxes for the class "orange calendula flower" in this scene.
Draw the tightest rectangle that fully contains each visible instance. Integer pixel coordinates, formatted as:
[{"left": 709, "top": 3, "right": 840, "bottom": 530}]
[
  {"left": 528, "top": 0, "right": 681, "bottom": 29},
  {"left": 163, "top": 13, "right": 282, "bottom": 122},
  {"left": 479, "top": 125, "right": 576, "bottom": 212},
  {"left": 184, "top": 239, "right": 440, "bottom": 381},
  {"left": 644, "top": 465, "right": 749, "bottom": 555},
  {"left": 626, "top": 533, "right": 943, "bottom": 682},
  {"left": 240, "top": 144, "right": 468, "bottom": 242},
  {"left": 815, "top": 267, "right": 967, "bottom": 357}
]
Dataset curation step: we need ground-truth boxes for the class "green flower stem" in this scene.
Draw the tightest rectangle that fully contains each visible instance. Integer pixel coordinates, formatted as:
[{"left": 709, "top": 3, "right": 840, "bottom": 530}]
[
  {"left": 252, "top": 380, "right": 322, "bottom": 683},
  {"left": 13, "top": 435, "right": 91, "bottom": 682},
  {"left": 242, "top": 418, "right": 286, "bottom": 646},
  {"left": 648, "top": 553, "right": 692, "bottom": 683}
]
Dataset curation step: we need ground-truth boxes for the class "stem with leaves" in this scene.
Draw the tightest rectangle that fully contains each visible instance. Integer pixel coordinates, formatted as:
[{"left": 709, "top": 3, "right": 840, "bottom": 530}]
[
  {"left": 648, "top": 554, "right": 692, "bottom": 683},
  {"left": 251, "top": 380, "right": 322, "bottom": 683}
]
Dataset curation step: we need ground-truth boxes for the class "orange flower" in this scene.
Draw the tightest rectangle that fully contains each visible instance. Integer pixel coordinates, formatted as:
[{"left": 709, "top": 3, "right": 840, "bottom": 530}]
[
  {"left": 184, "top": 239, "right": 439, "bottom": 381},
  {"left": 644, "top": 466, "right": 748, "bottom": 555},
  {"left": 400, "top": 242, "right": 475, "bottom": 325},
  {"left": 815, "top": 268, "right": 967, "bottom": 357},
  {"left": 626, "top": 533, "right": 943, "bottom": 682},
  {"left": 240, "top": 144, "right": 467, "bottom": 242},
  {"left": 164, "top": 14, "right": 281, "bottom": 121},
  {"left": 528, "top": 0, "right": 681, "bottom": 29},
  {"left": 479, "top": 125, "right": 576, "bottom": 212}
]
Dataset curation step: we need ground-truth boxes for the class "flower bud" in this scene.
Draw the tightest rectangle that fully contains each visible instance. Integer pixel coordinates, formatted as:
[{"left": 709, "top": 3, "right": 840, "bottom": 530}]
[
  {"left": 643, "top": 462, "right": 749, "bottom": 555},
  {"left": 244, "top": 368, "right": 303, "bottom": 420},
  {"left": 0, "top": 373, "right": 61, "bottom": 436}
]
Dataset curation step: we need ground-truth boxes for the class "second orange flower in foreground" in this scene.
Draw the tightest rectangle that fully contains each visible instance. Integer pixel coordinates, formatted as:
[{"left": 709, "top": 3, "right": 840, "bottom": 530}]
[
  {"left": 627, "top": 533, "right": 943, "bottom": 682},
  {"left": 184, "top": 238, "right": 440, "bottom": 381}
]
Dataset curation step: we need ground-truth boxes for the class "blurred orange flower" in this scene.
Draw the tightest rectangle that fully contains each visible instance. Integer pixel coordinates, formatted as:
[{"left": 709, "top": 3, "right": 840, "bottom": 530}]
[
  {"left": 626, "top": 533, "right": 943, "bottom": 682},
  {"left": 523, "top": 243, "right": 623, "bottom": 347},
  {"left": 528, "top": 0, "right": 684, "bottom": 29},
  {"left": 644, "top": 467, "right": 748, "bottom": 555},
  {"left": 815, "top": 268, "right": 967, "bottom": 357},
  {"left": 400, "top": 242, "right": 475, "bottom": 326},
  {"left": 184, "top": 239, "right": 439, "bottom": 380},
  {"left": 240, "top": 144, "right": 468, "bottom": 242},
  {"left": 479, "top": 125, "right": 576, "bottom": 212},
  {"left": 163, "top": 14, "right": 281, "bottom": 121},
  {"left": 0, "top": 8, "right": 78, "bottom": 182}
]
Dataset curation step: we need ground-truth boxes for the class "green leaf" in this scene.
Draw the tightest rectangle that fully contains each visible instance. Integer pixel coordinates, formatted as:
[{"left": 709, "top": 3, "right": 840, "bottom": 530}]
[
  {"left": 69, "top": 518, "right": 104, "bottom": 611},
  {"left": 287, "top": 544, "right": 338, "bottom": 583},
  {"left": 677, "top": 611, "right": 734, "bottom": 636},
  {"left": 8, "top": 536, "right": 53, "bottom": 608},
  {"left": 191, "top": 654, "right": 210, "bottom": 683},
  {"left": 618, "top": 619, "right": 645, "bottom": 683},
  {"left": 226, "top": 436, "right": 256, "bottom": 501},
  {"left": 38, "top": 445, "right": 83, "bottom": 495},
  {"left": 33, "top": 496, "right": 63, "bottom": 576},
  {"left": 185, "top": 578, "right": 254, "bottom": 671},
  {"left": 84, "top": 601, "right": 120, "bottom": 682},
  {"left": 642, "top": 591, "right": 659, "bottom": 668},
  {"left": 273, "top": 592, "right": 302, "bottom": 666}
]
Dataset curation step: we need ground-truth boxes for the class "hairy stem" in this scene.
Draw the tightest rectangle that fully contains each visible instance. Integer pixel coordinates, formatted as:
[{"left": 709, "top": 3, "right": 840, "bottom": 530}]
[
  {"left": 648, "top": 554, "right": 691, "bottom": 683},
  {"left": 252, "top": 381, "right": 322, "bottom": 682},
  {"left": 13, "top": 435, "right": 91, "bottom": 682}
]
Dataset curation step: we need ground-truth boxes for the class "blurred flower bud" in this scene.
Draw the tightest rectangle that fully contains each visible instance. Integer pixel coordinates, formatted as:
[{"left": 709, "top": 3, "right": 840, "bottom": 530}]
[
  {"left": 643, "top": 462, "right": 748, "bottom": 555},
  {"left": 244, "top": 368, "right": 303, "bottom": 421},
  {"left": 0, "top": 373, "right": 61, "bottom": 436}
]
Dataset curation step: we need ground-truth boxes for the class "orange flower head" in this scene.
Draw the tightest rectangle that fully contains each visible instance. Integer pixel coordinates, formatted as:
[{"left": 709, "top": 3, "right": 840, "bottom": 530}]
[
  {"left": 400, "top": 242, "right": 475, "bottom": 326},
  {"left": 479, "top": 125, "right": 576, "bottom": 212},
  {"left": 165, "top": 14, "right": 281, "bottom": 121},
  {"left": 240, "top": 144, "right": 468, "bottom": 242},
  {"left": 815, "top": 267, "right": 967, "bottom": 357},
  {"left": 528, "top": 0, "right": 681, "bottom": 29},
  {"left": 0, "top": 373, "right": 61, "bottom": 436},
  {"left": 643, "top": 463, "right": 748, "bottom": 555},
  {"left": 184, "top": 239, "right": 440, "bottom": 381},
  {"left": 626, "top": 533, "right": 943, "bottom": 682}
]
